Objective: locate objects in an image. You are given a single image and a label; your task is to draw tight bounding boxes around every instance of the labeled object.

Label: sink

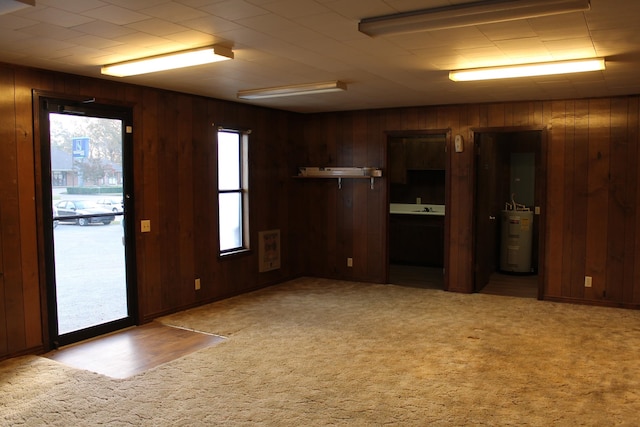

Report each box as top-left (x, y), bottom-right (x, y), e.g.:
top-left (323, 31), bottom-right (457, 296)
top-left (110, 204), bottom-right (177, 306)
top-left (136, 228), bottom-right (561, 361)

top-left (390, 203), bottom-right (445, 216)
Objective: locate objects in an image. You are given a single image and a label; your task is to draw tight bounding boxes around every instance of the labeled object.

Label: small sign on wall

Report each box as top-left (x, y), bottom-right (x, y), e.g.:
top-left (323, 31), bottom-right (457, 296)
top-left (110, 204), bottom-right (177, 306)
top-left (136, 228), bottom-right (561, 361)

top-left (259, 229), bottom-right (281, 272)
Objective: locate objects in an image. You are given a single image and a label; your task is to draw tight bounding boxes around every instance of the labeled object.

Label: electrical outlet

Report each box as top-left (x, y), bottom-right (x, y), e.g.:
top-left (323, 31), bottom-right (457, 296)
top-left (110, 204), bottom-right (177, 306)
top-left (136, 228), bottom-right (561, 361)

top-left (347, 257), bottom-right (353, 267)
top-left (584, 276), bottom-right (592, 288)
top-left (140, 219), bottom-right (151, 233)
top-left (195, 278), bottom-right (201, 290)
top-left (416, 197), bottom-right (421, 204)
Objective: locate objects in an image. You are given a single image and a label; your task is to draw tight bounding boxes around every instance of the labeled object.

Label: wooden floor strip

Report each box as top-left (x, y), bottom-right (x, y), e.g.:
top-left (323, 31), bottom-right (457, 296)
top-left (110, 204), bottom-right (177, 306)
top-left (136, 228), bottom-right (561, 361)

top-left (44, 322), bottom-right (225, 379)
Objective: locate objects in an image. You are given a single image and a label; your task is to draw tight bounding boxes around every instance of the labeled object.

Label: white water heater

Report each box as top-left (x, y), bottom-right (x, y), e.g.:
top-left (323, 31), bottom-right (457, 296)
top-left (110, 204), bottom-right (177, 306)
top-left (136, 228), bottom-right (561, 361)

top-left (500, 210), bottom-right (533, 273)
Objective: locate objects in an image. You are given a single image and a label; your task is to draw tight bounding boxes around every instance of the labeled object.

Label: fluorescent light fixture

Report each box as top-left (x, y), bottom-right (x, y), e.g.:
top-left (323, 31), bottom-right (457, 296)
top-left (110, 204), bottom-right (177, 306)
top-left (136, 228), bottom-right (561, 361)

top-left (101, 45), bottom-right (233, 77)
top-left (237, 81), bottom-right (347, 100)
top-left (0, 0), bottom-right (35, 15)
top-left (449, 58), bottom-right (605, 81)
top-left (359, 0), bottom-right (590, 36)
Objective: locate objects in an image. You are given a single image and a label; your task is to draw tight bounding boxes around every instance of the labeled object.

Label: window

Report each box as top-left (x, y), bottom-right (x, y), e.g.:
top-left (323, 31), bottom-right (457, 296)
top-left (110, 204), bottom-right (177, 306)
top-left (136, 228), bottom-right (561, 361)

top-left (217, 128), bottom-right (249, 254)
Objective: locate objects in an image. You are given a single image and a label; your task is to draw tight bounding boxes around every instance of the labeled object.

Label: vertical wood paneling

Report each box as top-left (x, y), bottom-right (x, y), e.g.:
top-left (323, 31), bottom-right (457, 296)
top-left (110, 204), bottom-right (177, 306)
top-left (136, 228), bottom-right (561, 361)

top-left (504, 102), bottom-right (514, 126)
top-left (405, 107), bottom-right (422, 129)
top-left (606, 97), bottom-right (630, 301)
top-left (459, 105), bottom-right (476, 293)
top-left (487, 103), bottom-right (505, 127)
top-left (176, 95), bottom-right (194, 306)
top-left (351, 113), bottom-right (367, 279)
top-left (139, 88), bottom-right (162, 317)
top-left (446, 105), bottom-right (473, 292)
top-left (546, 101), bottom-right (566, 297)
top-left (451, 104), bottom-right (477, 291)
top-left (158, 92), bottom-right (180, 309)
top-left (537, 101), bottom-right (552, 299)
top-left (0, 68), bottom-right (27, 353)
top-left (338, 113), bottom-right (354, 279)
top-left (585, 99), bottom-right (611, 299)
top-left (0, 69), bottom-right (26, 352)
top-left (631, 98), bottom-right (640, 303)
top-left (570, 100), bottom-right (590, 298)
top-left (0, 67), bottom-right (13, 355)
top-left (0, 212), bottom-right (4, 355)
top-left (534, 101), bottom-right (547, 127)
top-left (511, 102), bottom-right (528, 126)
top-left (368, 109), bottom-right (386, 282)
top-left (561, 101), bottom-right (576, 297)
top-left (326, 116), bottom-right (339, 277)
top-left (622, 97), bottom-right (640, 304)
top-left (193, 99), bottom-right (216, 299)
top-left (14, 71), bottom-right (41, 349)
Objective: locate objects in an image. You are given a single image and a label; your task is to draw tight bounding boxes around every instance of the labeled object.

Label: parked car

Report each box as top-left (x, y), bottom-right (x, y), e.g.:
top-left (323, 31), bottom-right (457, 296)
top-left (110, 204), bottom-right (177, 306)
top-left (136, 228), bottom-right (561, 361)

top-left (52, 204), bottom-right (59, 228)
top-left (54, 200), bottom-right (115, 226)
top-left (95, 197), bottom-right (123, 212)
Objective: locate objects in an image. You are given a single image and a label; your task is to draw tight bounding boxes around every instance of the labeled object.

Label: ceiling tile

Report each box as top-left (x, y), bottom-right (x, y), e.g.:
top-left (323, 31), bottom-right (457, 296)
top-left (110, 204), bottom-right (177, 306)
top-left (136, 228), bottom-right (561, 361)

top-left (0, 13), bottom-right (39, 30)
top-left (260, 0), bottom-right (329, 18)
top-left (81, 5), bottom-right (150, 25)
top-left (36, 0), bottom-right (110, 13)
top-left (18, 6), bottom-right (96, 27)
top-left (70, 20), bottom-right (138, 38)
top-left (139, 2), bottom-right (210, 21)
top-left (20, 23), bottom-right (84, 40)
top-left (126, 18), bottom-right (191, 36)
top-left (200, 0), bottom-right (269, 20)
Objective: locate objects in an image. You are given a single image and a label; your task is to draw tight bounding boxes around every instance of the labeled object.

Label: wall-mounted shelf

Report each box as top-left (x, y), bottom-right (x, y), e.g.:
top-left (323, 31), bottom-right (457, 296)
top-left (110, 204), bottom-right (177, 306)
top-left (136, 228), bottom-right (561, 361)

top-left (295, 167), bottom-right (383, 189)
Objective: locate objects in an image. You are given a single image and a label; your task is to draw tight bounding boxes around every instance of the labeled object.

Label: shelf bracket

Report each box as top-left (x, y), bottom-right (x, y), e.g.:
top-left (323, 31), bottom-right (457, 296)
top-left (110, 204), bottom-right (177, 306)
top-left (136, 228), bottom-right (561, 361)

top-left (336, 176), bottom-right (376, 190)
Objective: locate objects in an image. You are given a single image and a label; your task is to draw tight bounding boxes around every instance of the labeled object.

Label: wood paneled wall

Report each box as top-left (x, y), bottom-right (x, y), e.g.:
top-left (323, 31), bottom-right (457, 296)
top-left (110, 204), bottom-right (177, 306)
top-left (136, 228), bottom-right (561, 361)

top-left (0, 63), bottom-right (304, 359)
top-left (2, 60), bottom-right (640, 360)
top-left (299, 98), bottom-right (640, 307)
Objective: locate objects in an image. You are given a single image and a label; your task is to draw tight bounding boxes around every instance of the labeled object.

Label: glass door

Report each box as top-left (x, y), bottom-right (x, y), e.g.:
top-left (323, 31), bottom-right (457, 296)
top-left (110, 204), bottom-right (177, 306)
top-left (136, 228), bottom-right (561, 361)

top-left (39, 97), bottom-right (136, 348)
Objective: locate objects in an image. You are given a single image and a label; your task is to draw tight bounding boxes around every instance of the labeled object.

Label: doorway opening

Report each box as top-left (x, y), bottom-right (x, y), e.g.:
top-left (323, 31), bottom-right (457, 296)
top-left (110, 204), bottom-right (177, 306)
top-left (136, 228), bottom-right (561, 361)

top-left (473, 128), bottom-right (545, 298)
top-left (36, 94), bottom-right (136, 348)
top-left (386, 131), bottom-right (448, 290)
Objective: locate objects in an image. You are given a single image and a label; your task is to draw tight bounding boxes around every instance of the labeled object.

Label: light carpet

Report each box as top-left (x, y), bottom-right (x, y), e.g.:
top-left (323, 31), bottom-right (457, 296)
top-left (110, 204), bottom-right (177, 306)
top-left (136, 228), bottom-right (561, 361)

top-left (1, 277), bottom-right (640, 426)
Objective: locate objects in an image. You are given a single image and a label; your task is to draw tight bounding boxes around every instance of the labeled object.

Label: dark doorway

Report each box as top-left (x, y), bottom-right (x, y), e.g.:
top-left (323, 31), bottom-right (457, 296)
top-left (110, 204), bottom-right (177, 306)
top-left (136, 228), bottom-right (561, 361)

top-left (473, 129), bottom-right (544, 297)
top-left (386, 131), bottom-right (448, 289)
top-left (36, 94), bottom-right (137, 348)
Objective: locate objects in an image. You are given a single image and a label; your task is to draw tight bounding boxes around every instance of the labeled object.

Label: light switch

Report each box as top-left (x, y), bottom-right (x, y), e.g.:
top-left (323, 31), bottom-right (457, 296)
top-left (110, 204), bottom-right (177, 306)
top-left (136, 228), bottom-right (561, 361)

top-left (141, 220), bottom-right (151, 233)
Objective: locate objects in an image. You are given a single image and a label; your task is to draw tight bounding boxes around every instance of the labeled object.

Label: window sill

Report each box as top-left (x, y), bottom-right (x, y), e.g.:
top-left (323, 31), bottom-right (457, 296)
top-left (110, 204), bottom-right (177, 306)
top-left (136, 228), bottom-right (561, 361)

top-left (219, 248), bottom-right (251, 259)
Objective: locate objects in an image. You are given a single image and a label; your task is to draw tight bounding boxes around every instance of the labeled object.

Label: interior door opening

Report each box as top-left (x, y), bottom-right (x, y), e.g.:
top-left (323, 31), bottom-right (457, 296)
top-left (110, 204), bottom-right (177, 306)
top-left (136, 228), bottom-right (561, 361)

top-left (473, 129), bottom-right (543, 298)
top-left (38, 95), bottom-right (136, 348)
top-left (387, 132), bottom-right (447, 290)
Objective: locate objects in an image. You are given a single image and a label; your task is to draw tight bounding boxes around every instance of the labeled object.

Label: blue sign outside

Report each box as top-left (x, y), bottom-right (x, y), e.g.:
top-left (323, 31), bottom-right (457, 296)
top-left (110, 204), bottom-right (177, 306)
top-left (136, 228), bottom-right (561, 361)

top-left (72, 137), bottom-right (90, 158)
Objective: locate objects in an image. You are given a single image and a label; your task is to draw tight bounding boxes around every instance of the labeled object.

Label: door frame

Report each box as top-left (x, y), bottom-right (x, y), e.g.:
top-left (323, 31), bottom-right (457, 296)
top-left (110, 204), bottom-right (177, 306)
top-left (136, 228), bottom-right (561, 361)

top-left (32, 91), bottom-right (138, 350)
top-left (470, 125), bottom-right (548, 299)
top-left (384, 128), bottom-right (451, 290)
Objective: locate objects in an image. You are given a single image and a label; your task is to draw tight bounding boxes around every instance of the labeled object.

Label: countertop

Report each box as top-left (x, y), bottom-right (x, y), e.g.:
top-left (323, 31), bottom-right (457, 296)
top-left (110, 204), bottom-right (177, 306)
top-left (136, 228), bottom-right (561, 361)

top-left (390, 203), bottom-right (445, 216)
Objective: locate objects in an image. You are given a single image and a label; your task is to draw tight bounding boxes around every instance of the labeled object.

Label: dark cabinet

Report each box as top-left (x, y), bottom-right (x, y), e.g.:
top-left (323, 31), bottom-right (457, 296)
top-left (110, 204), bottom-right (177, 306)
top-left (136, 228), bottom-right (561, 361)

top-left (389, 215), bottom-right (444, 267)
top-left (388, 138), bottom-right (446, 185)
top-left (405, 139), bottom-right (446, 170)
top-left (388, 139), bottom-right (407, 184)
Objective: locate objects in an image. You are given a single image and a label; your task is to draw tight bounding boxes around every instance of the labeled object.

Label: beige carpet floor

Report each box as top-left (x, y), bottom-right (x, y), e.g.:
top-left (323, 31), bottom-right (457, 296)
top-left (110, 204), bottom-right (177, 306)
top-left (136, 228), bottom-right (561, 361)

top-left (2, 277), bottom-right (640, 426)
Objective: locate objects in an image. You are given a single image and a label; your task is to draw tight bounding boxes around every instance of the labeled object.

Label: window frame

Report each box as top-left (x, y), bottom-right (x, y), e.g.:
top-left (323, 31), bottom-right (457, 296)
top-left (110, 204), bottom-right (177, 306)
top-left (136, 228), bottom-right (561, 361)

top-left (216, 127), bottom-right (250, 256)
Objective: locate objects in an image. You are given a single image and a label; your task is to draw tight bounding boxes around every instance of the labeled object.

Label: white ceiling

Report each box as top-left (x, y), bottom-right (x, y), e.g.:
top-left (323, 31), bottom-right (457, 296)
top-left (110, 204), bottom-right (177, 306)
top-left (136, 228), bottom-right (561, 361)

top-left (0, 0), bottom-right (638, 113)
